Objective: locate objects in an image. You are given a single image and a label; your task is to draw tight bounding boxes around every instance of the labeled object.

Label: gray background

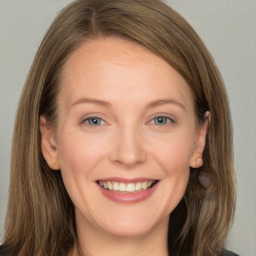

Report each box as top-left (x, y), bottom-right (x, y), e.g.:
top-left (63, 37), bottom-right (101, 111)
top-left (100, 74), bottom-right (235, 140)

top-left (0, 1), bottom-right (255, 255)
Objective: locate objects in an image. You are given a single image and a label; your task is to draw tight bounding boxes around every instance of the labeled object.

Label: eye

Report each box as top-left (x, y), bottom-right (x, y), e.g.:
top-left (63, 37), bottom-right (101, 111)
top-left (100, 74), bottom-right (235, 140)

top-left (84, 117), bottom-right (105, 126)
top-left (151, 116), bottom-right (174, 125)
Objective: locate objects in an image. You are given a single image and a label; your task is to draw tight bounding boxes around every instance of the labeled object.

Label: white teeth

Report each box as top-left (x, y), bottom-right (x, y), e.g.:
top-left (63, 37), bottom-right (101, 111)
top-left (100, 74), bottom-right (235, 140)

top-left (107, 181), bottom-right (112, 190)
top-left (141, 181), bottom-right (148, 190)
top-left (135, 182), bottom-right (141, 191)
top-left (113, 182), bottom-right (119, 191)
top-left (99, 180), bottom-right (156, 193)
top-left (127, 183), bottom-right (135, 192)
top-left (119, 183), bottom-right (126, 192)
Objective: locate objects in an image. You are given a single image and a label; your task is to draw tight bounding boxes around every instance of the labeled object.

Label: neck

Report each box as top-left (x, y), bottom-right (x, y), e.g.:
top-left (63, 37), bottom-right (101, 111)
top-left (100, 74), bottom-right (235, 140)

top-left (74, 217), bottom-right (169, 256)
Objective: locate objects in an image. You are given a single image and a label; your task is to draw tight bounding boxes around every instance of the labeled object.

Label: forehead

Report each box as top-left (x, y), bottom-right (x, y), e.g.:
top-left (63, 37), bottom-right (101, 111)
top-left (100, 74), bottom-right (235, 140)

top-left (59, 37), bottom-right (194, 111)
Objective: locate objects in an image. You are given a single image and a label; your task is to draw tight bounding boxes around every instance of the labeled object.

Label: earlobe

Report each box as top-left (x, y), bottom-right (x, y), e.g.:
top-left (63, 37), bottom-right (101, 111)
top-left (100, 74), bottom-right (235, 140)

top-left (190, 112), bottom-right (210, 168)
top-left (40, 115), bottom-right (60, 170)
top-left (190, 157), bottom-right (203, 168)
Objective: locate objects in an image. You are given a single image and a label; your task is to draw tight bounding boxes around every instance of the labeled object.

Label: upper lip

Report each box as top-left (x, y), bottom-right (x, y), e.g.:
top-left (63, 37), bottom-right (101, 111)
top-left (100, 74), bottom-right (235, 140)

top-left (97, 177), bottom-right (158, 183)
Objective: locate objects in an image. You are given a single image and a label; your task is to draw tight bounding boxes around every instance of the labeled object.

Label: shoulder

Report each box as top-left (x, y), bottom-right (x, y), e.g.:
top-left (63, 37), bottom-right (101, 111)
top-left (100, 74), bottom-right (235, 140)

top-left (222, 249), bottom-right (239, 256)
top-left (0, 246), bottom-right (11, 256)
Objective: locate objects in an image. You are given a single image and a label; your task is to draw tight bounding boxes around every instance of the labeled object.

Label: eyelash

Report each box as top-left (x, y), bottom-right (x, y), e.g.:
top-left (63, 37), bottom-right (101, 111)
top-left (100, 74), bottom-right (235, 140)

top-left (81, 116), bottom-right (106, 126)
top-left (150, 116), bottom-right (175, 125)
top-left (81, 115), bottom-right (175, 127)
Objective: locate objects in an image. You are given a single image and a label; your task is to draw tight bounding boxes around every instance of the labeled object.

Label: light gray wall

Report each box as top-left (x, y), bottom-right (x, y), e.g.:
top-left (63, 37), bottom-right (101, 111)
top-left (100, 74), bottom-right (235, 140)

top-left (1, 1), bottom-right (255, 255)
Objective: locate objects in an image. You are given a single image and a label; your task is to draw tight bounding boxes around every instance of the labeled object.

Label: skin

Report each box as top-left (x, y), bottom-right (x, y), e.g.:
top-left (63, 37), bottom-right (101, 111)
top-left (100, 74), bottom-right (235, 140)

top-left (40, 37), bottom-right (209, 256)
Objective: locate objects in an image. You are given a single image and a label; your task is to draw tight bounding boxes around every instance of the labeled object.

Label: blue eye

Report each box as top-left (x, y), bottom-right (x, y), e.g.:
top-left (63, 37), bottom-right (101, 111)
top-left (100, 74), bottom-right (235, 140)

top-left (85, 117), bottom-right (103, 126)
top-left (152, 116), bottom-right (172, 125)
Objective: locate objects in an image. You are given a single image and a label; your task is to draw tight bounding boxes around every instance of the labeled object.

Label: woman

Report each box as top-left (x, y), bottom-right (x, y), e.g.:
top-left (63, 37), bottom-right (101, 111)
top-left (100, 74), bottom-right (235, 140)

top-left (0, 0), bottom-right (237, 255)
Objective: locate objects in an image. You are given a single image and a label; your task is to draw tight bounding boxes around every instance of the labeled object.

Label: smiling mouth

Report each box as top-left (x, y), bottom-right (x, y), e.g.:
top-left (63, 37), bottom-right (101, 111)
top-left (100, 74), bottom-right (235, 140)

top-left (97, 180), bottom-right (159, 193)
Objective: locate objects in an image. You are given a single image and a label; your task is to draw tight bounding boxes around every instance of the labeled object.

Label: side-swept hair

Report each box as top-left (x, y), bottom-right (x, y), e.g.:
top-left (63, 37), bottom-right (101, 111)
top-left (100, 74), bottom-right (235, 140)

top-left (3, 1), bottom-right (235, 255)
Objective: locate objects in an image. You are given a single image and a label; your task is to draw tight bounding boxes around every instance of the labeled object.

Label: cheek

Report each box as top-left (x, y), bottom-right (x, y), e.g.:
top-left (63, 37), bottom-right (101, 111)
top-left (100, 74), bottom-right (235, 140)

top-left (150, 131), bottom-right (194, 175)
top-left (56, 131), bottom-right (111, 214)
top-left (148, 132), bottom-right (193, 211)
top-left (57, 131), bottom-right (109, 180)
top-left (159, 138), bottom-right (191, 190)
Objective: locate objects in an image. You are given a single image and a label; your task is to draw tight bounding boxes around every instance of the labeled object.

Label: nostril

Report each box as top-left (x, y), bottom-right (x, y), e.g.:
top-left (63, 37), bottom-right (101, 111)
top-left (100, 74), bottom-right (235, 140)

top-left (110, 149), bottom-right (147, 167)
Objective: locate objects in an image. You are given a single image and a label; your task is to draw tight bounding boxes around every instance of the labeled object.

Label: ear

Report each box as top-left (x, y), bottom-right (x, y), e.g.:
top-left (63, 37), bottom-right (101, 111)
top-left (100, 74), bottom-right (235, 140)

top-left (190, 112), bottom-right (210, 168)
top-left (40, 115), bottom-right (60, 170)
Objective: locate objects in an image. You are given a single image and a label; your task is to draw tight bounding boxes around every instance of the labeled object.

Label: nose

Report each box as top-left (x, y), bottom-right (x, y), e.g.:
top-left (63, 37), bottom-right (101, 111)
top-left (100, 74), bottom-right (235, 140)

top-left (109, 126), bottom-right (147, 168)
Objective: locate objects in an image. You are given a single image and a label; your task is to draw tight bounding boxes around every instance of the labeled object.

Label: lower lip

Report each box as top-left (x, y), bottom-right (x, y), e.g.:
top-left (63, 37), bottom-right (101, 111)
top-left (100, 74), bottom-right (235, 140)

top-left (97, 182), bottom-right (159, 203)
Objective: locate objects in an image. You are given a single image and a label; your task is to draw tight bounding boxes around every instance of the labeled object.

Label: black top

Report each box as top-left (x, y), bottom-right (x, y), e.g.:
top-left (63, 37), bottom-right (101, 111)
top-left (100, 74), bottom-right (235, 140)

top-left (223, 250), bottom-right (239, 256)
top-left (0, 245), bottom-right (238, 256)
top-left (0, 246), bottom-right (9, 256)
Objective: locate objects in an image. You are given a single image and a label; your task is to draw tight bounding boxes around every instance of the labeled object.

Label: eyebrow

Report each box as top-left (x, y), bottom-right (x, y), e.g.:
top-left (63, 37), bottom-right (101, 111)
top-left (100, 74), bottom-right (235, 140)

top-left (146, 99), bottom-right (186, 111)
top-left (69, 97), bottom-right (185, 111)
top-left (70, 97), bottom-right (112, 110)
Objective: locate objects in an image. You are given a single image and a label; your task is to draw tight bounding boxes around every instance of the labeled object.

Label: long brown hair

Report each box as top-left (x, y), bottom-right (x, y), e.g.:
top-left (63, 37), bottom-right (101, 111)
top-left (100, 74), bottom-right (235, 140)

top-left (3, 0), bottom-right (236, 255)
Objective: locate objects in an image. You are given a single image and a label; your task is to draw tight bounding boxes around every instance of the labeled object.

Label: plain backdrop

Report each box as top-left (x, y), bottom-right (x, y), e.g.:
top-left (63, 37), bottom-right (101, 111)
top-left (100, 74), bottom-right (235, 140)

top-left (0, 1), bottom-right (255, 255)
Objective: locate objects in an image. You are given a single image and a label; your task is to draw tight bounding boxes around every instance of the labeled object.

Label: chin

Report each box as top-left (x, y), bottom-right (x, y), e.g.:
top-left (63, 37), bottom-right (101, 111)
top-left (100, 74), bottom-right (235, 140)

top-left (98, 212), bottom-right (169, 239)
top-left (105, 223), bottom-right (155, 238)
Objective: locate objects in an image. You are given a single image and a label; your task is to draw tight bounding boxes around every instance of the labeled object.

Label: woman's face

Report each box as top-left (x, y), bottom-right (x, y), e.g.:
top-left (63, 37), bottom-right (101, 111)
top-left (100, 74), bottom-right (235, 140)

top-left (41, 37), bottom-right (208, 238)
